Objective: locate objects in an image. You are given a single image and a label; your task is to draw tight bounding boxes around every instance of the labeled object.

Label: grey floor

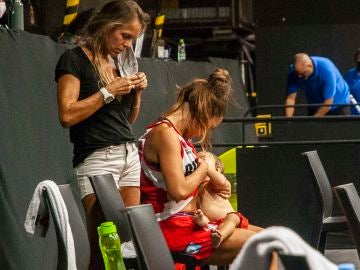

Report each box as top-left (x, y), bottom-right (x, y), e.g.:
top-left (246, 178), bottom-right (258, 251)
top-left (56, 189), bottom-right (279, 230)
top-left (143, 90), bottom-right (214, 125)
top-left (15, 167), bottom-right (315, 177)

top-left (325, 249), bottom-right (359, 269)
top-left (276, 249), bottom-right (360, 270)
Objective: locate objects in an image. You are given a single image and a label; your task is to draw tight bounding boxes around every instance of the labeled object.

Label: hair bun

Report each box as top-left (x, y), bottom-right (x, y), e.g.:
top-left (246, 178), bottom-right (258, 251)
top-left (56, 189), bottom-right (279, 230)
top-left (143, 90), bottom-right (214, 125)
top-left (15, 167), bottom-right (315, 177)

top-left (207, 68), bottom-right (232, 98)
top-left (208, 68), bottom-right (230, 84)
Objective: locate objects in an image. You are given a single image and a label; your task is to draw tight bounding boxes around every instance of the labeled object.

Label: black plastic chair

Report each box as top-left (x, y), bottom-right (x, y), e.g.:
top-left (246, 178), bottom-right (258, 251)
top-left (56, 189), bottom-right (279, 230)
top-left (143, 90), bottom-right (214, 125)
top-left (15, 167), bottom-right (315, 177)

top-left (302, 150), bottom-right (348, 253)
top-left (125, 204), bottom-right (175, 270)
top-left (43, 184), bottom-right (90, 270)
top-left (89, 174), bottom-right (212, 270)
top-left (88, 174), bottom-right (139, 269)
top-left (88, 174), bottom-right (132, 243)
top-left (333, 183), bottom-right (360, 259)
top-left (278, 253), bottom-right (311, 270)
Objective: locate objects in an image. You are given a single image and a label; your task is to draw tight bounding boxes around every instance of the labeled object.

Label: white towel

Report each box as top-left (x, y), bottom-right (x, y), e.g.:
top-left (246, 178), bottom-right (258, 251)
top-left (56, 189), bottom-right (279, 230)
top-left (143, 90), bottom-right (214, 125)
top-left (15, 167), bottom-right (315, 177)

top-left (229, 226), bottom-right (337, 270)
top-left (24, 180), bottom-right (77, 270)
top-left (122, 240), bottom-right (137, 258)
top-left (117, 46), bottom-right (138, 77)
top-left (349, 94), bottom-right (360, 113)
top-left (134, 32), bottom-right (145, 58)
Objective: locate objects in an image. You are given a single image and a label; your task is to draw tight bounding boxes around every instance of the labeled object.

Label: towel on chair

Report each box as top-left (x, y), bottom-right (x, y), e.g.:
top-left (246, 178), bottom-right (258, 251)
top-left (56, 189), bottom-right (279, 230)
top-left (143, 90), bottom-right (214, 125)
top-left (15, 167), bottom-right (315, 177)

top-left (229, 226), bottom-right (337, 270)
top-left (24, 180), bottom-right (77, 270)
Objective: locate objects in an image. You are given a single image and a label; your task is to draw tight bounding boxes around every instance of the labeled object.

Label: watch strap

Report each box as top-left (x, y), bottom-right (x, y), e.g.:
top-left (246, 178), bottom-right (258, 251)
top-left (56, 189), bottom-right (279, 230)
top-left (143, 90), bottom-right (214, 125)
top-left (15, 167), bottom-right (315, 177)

top-left (99, 87), bottom-right (115, 104)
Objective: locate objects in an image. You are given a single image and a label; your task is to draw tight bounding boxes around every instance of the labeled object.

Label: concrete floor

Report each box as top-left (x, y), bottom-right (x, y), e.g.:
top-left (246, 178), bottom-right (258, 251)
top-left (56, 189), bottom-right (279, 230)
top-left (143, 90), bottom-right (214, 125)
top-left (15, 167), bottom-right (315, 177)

top-left (325, 249), bottom-right (359, 269)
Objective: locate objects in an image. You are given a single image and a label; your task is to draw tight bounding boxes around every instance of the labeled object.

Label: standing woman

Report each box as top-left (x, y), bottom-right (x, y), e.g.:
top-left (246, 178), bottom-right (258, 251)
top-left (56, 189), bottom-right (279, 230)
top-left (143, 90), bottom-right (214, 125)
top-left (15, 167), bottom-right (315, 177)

top-left (55, 1), bottom-right (149, 268)
top-left (139, 68), bottom-right (277, 268)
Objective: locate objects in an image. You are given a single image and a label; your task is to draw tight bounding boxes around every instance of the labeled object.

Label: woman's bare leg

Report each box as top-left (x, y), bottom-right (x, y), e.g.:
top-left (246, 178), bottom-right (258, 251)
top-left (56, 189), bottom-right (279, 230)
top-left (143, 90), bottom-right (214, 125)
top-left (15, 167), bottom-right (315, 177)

top-left (119, 186), bottom-right (140, 207)
top-left (248, 224), bottom-right (263, 233)
top-left (82, 193), bottom-right (104, 270)
top-left (204, 228), bottom-right (278, 270)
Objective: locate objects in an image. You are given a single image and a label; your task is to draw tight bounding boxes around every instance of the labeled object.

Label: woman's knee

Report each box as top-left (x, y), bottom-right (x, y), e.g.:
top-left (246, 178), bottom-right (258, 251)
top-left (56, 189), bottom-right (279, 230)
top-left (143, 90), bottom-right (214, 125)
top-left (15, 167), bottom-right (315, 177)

top-left (248, 224), bottom-right (264, 233)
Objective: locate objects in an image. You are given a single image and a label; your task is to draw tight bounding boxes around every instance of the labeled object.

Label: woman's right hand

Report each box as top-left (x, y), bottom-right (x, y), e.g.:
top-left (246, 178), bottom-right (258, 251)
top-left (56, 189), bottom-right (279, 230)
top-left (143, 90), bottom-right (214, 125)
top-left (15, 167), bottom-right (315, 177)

top-left (197, 157), bottom-right (209, 184)
top-left (106, 76), bottom-right (135, 97)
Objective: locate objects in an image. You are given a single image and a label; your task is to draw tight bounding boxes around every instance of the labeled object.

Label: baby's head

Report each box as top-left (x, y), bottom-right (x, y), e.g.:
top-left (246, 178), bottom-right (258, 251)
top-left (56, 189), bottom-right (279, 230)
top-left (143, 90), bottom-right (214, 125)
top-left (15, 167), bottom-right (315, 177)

top-left (198, 151), bottom-right (224, 173)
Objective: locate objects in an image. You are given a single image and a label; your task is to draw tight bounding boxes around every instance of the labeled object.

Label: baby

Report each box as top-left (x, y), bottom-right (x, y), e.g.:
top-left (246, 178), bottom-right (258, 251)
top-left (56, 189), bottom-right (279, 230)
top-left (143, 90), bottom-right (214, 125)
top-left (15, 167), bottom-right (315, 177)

top-left (194, 151), bottom-right (255, 247)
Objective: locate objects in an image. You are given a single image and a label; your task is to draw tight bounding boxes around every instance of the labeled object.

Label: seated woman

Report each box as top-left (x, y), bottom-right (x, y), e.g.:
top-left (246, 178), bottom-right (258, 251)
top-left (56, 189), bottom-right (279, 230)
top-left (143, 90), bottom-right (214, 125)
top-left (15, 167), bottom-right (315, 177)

top-left (193, 151), bottom-right (262, 248)
top-left (139, 68), bottom-right (277, 268)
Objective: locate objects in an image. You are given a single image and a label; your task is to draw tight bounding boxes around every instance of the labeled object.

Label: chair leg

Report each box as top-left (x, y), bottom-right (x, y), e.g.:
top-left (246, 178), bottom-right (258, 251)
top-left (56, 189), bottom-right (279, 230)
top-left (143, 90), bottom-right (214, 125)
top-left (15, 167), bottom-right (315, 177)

top-left (318, 231), bottom-right (327, 254)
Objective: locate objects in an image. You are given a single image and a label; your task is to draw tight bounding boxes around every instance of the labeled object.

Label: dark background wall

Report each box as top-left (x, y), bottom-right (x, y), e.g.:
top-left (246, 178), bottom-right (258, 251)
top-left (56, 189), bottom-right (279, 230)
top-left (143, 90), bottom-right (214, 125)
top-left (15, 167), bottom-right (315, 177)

top-left (236, 144), bottom-right (360, 248)
top-left (254, 0), bottom-right (360, 111)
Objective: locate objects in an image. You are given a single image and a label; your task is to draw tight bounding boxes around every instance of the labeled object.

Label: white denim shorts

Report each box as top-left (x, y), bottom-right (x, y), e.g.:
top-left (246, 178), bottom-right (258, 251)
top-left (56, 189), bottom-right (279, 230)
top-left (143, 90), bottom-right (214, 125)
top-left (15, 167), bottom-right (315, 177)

top-left (74, 143), bottom-right (140, 199)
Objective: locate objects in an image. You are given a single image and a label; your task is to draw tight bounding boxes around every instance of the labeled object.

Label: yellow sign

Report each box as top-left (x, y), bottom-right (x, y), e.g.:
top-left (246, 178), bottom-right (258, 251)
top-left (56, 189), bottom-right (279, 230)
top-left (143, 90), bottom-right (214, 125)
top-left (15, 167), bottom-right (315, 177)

top-left (254, 114), bottom-right (272, 137)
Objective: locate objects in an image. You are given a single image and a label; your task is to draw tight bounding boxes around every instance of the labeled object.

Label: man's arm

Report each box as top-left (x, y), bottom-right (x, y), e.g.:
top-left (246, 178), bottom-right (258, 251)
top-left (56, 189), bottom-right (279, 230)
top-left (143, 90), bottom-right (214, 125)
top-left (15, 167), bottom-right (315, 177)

top-left (285, 92), bottom-right (297, 117)
top-left (313, 97), bottom-right (333, 116)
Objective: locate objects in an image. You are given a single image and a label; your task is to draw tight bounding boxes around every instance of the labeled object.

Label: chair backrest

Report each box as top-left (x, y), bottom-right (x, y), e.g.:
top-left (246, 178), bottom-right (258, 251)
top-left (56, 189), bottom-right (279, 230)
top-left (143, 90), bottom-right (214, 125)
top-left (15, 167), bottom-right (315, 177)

top-left (43, 184), bottom-right (90, 270)
top-left (278, 253), bottom-right (311, 270)
top-left (302, 150), bottom-right (333, 219)
top-left (125, 204), bottom-right (175, 270)
top-left (333, 183), bottom-right (360, 258)
top-left (88, 174), bottom-right (132, 243)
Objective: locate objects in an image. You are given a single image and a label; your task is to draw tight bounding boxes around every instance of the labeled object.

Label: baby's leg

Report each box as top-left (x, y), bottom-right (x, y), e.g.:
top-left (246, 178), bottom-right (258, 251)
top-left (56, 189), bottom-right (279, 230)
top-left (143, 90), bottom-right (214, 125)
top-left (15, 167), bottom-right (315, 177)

top-left (193, 209), bottom-right (210, 227)
top-left (212, 213), bottom-right (241, 248)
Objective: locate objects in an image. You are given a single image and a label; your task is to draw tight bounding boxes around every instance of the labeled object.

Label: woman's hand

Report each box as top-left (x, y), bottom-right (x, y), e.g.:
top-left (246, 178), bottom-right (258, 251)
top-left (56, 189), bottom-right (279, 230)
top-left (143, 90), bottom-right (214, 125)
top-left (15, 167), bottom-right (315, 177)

top-left (131, 72), bottom-right (147, 91)
top-left (197, 157), bottom-right (209, 184)
top-left (106, 76), bottom-right (134, 97)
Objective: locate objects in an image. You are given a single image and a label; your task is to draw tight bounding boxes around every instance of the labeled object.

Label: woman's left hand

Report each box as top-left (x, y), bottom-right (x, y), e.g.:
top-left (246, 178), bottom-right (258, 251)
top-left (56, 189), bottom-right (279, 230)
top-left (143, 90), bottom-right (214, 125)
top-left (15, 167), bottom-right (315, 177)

top-left (131, 72), bottom-right (147, 91)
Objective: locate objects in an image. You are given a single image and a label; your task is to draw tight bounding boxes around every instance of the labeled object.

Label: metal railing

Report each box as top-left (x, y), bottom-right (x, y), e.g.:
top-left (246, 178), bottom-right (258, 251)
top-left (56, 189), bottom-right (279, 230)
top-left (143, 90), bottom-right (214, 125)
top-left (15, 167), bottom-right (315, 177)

top-left (213, 103), bottom-right (360, 147)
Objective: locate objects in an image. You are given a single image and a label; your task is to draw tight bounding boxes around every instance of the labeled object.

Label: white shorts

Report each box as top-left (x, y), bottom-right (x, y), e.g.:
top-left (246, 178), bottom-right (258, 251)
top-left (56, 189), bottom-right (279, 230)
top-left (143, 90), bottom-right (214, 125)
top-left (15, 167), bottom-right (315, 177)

top-left (74, 143), bottom-right (140, 199)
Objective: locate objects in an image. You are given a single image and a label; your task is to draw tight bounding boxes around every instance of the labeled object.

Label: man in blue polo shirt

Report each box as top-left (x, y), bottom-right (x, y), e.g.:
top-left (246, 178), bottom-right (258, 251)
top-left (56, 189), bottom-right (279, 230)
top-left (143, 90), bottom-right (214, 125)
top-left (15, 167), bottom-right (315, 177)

top-left (285, 53), bottom-right (350, 116)
top-left (344, 48), bottom-right (360, 115)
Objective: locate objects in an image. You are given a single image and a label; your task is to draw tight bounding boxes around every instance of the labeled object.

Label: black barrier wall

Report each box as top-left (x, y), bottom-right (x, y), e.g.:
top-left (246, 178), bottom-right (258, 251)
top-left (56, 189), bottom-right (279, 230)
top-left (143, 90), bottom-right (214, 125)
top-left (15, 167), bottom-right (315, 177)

top-left (0, 28), bottom-right (250, 269)
top-left (236, 144), bottom-right (360, 248)
top-left (0, 28), bottom-right (75, 270)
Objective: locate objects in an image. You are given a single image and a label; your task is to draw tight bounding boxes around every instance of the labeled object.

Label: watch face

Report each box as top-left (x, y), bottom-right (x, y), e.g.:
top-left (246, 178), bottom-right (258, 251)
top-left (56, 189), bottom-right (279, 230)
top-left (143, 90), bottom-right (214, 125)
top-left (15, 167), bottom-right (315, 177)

top-left (105, 95), bottom-right (115, 103)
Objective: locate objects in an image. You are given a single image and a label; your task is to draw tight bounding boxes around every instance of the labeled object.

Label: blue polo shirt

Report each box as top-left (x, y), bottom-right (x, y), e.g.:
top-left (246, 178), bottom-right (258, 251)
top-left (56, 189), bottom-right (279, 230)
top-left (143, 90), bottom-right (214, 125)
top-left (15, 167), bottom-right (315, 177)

top-left (344, 67), bottom-right (360, 115)
top-left (287, 56), bottom-right (350, 110)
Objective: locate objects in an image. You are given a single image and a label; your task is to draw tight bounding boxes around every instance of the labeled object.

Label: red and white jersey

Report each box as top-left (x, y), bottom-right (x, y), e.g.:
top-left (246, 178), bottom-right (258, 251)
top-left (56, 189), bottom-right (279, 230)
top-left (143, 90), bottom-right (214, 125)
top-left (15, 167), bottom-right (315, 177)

top-left (138, 118), bottom-right (198, 221)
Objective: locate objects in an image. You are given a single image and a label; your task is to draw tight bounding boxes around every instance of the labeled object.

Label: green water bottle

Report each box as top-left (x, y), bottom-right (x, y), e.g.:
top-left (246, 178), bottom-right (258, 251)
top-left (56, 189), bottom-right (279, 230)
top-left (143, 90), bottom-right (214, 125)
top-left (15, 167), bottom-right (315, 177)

top-left (8, 0), bottom-right (24, 30)
top-left (98, 221), bottom-right (126, 270)
top-left (177, 38), bottom-right (186, 62)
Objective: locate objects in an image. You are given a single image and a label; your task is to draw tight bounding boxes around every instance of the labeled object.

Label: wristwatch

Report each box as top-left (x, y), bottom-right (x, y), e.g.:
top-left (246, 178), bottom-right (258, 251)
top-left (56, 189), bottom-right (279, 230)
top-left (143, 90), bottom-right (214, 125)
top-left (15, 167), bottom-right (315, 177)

top-left (99, 87), bottom-right (115, 104)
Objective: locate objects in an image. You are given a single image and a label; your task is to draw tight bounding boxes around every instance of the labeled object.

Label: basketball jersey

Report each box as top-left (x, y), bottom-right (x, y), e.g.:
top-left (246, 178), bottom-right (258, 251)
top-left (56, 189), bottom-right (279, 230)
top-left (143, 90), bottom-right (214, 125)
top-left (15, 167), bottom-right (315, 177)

top-left (139, 118), bottom-right (198, 221)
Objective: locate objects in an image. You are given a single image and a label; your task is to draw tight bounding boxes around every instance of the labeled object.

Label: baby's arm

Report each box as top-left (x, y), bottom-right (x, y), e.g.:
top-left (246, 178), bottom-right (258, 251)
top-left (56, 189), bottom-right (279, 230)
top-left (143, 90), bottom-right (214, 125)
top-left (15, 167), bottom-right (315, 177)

top-left (206, 166), bottom-right (231, 198)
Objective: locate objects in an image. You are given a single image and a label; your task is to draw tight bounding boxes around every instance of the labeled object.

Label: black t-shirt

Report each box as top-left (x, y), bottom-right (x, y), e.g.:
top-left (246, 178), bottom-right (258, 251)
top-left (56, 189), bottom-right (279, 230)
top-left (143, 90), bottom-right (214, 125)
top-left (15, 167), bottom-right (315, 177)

top-left (55, 47), bottom-right (135, 167)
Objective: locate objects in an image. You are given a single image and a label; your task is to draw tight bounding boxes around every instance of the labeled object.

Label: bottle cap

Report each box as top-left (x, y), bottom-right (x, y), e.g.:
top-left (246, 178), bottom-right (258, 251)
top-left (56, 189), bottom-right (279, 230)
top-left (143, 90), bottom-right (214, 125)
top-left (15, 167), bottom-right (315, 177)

top-left (97, 221), bottom-right (117, 236)
top-left (338, 263), bottom-right (356, 270)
